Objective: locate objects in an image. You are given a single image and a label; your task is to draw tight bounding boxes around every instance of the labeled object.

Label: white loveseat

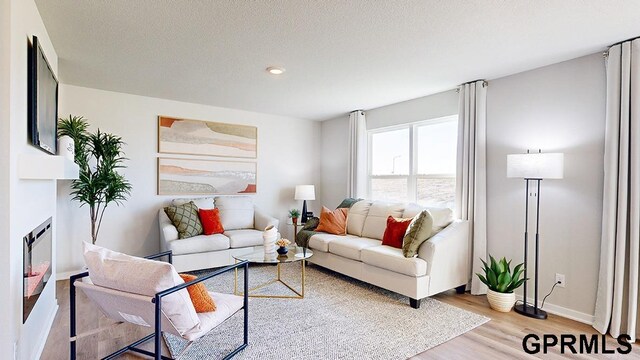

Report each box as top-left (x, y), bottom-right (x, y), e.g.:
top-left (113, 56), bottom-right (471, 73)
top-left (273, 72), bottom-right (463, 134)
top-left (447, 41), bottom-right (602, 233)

top-left (307, 200), bottom-right (470, 308)
top-left (159, 196), bottom-right (279, 272)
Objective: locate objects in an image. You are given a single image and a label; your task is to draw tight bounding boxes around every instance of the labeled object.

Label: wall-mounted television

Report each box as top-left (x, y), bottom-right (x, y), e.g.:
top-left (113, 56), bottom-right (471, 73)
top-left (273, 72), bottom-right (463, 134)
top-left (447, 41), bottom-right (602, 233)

top-left (28, 35), bottom-right (58, 155)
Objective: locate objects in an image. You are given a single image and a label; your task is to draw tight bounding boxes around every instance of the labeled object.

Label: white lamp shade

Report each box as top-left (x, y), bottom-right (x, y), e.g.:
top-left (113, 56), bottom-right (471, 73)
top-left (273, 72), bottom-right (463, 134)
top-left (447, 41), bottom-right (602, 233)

top-left (507, 153), bottom-right (564, 179)
top-left (294, 185), bottom-right (316, 200)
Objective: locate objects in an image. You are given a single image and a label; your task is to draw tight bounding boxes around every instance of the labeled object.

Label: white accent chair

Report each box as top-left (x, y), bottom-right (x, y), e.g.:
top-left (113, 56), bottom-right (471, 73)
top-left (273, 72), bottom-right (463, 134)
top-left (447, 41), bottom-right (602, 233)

top-left (71, 243), bottom-right (249, 360)
top-left (159, 196), bottom-right (279, 272)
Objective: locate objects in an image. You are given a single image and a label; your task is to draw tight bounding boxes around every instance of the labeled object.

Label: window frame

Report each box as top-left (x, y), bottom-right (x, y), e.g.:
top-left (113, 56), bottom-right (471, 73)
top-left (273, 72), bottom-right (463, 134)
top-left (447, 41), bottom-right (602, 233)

top-left (367, 115), bottom-right (458, 206)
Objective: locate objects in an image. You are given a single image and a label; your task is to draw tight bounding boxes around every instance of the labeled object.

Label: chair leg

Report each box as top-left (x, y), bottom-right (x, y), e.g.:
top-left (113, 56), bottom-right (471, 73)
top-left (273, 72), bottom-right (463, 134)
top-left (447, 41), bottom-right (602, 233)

top-left (70, 279), bottom-right (77, 360)
top-left (410, 298), bottom-right (421, 309)
top-left (456, 285), bottom-right (466, 294)
top-left (155, 295), bottom-right (162, 360)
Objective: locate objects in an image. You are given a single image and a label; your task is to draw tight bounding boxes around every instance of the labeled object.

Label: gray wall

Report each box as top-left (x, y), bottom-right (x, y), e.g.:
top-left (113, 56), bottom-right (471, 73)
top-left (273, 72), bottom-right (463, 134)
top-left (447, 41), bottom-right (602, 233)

top-left (486, 52), bottom-right (605, 319)
top-left (320, 89), bottom-right (459, 208)
top-left (319, 52), bottom-right (606, 321)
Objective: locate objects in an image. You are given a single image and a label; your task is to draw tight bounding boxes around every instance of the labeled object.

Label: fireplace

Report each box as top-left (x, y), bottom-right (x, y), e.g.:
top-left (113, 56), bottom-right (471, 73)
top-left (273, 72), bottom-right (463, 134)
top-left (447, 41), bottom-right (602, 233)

top-left (23, 217), bottom-right (52, 323)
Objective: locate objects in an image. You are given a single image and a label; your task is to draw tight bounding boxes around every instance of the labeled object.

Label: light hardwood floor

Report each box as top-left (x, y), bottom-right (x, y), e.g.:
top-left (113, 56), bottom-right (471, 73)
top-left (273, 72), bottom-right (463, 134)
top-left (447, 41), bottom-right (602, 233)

top-left (41, 277), bottom-right (639, 359)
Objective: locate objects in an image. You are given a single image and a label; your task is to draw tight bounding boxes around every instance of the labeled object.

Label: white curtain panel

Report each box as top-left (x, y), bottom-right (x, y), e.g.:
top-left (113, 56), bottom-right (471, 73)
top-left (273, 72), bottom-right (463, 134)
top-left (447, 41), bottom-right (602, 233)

top-left (347, 110), bottom-right (367, 199)
top-left (593, 39), bottom-right (640, 341)
top-left (456, 80), bottom-right (488, 295)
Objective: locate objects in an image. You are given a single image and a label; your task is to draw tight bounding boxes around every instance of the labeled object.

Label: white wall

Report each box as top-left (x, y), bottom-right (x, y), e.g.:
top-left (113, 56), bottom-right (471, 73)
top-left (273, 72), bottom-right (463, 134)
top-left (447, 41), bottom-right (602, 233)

top-left (4, 0), bottom-right (60, 359)
top-left (486, 53), bottom-right (605, 321)
top-left (319, 90), bottom-right (458, 207)
top-left (57, 85), bottom-right (322, 274)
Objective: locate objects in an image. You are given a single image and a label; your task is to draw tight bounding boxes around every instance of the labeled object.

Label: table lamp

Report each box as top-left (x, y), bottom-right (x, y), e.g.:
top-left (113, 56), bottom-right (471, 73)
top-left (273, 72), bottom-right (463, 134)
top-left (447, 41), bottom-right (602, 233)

top-left (294, 185), bottom-right (315, 223)
top-left (507, 150), bottom-right (563, 320)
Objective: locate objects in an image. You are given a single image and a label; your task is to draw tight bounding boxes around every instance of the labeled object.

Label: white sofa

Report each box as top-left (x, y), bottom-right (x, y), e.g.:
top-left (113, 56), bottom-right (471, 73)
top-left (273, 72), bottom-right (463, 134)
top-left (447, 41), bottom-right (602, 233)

top-left (307, 200), bottom-right (470, 308)
top-left (159, 196), bottom-right (279, 272)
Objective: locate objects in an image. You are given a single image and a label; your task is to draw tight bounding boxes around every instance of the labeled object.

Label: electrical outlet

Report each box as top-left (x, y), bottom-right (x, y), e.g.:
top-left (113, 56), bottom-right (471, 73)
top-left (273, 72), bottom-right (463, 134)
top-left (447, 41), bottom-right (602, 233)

top-left (555, 273), bottom-right (566, 288)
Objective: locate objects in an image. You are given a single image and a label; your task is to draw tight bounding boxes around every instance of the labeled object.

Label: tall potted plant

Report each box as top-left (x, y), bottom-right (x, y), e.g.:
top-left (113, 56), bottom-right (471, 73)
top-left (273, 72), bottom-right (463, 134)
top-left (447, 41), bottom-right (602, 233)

top-left (58, 115), bottom-right (132, 244)
top-left (476, 256), bottom-right (527, 312)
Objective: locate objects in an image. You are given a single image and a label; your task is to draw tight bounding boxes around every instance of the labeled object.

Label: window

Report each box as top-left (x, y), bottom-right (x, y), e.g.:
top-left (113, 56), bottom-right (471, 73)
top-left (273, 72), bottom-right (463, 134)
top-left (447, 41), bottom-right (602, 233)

top-left (368, 115), bottom-right (458, 208)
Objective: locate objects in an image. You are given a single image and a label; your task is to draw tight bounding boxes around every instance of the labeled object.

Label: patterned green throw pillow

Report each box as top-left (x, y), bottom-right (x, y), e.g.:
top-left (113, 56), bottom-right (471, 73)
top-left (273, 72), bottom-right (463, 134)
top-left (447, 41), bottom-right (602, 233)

top-left (402, 210), bottom-right (434, 258)
top-left (164, 201), bottom-right (203, 239)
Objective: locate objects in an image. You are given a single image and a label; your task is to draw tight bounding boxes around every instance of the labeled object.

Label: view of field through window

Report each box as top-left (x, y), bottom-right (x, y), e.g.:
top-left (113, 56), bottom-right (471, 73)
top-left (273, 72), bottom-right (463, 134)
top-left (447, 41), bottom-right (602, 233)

top-left (369, 116), bottom-right (458, 208)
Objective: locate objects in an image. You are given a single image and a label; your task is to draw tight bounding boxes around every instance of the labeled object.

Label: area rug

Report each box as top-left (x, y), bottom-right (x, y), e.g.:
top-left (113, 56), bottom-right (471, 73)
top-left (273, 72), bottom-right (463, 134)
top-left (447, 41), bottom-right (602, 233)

top-left (164, 262), bottom-right (489, 359)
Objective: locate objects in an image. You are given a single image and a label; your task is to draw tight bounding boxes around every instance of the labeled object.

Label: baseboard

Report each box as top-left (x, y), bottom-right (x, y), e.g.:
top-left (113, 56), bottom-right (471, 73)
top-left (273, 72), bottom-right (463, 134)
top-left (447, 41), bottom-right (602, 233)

top-left (57, 269), bottom-right (85, 280)
top-left (33, 302), bottom-right (58, 360)
top-left (515, 295), bottom-right (595, 325)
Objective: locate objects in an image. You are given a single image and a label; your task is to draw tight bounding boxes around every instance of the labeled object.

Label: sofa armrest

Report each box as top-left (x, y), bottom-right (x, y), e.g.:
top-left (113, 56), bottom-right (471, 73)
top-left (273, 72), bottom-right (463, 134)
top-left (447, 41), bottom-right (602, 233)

top-left (254, 207), bottom-right (279, 231)
top-left (158, 209), bottom-right (179, 251)
top-left (417, 220), bottom-right (470, 296)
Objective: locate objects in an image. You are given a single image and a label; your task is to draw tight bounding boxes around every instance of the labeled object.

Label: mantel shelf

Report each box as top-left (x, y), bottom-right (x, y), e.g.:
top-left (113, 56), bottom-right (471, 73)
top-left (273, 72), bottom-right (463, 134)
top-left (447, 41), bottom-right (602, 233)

top-left (18, 154), bottom-right (79, 180)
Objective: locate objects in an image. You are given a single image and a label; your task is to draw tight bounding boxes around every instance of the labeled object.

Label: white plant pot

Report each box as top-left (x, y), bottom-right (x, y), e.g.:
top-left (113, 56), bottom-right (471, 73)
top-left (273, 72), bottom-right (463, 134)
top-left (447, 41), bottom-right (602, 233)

top-left (486, 289), bottom-right (516, 312)
top-left (262, 225), bottom-right (278, 256)
top-left (58, 135), bottom-right (75, 161)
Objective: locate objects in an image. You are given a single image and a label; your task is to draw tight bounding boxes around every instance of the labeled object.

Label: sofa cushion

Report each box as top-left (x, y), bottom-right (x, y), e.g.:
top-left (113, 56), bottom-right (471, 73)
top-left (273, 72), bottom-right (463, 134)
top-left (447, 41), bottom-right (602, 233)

top-left (172, 197), bottom-right (215, 210)
top-left (361, 245), bottom-right (428, 277)
top-left (403, 203), bottom-right (453, 233)
top-left (361, 202), bottom-right (405, 240)
top-left (167, 234), bottom-right (230, 255)
top-left (328, 237), bottom-right (382, 261)
top-left (215, 196), bottom-right (255, 230)
top-left (346, 200), bottom-right (372, 236)
top-left (308, 233), bottom-right (356, 253)
top-left (83, 242), bottom-right (200, 336)
top-left (224, 229), bottom-right (263, 248)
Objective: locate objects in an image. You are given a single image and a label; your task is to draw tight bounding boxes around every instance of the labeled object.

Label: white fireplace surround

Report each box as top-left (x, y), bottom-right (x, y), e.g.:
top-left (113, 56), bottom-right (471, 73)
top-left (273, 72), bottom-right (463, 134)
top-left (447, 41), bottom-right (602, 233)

top-left (18, 154), bottom-right (78, 180)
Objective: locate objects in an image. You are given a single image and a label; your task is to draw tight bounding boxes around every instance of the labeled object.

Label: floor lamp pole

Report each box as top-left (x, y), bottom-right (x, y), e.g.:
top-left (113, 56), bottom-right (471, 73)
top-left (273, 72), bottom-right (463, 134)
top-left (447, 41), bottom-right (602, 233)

top-left (514, 178), bottom-right (548, 319)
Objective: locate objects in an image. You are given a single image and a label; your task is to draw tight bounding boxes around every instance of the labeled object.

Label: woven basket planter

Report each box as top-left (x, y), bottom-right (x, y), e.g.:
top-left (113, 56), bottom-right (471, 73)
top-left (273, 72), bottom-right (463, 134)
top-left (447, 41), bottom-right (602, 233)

top-left (486, 289), bottom-right (515, 312)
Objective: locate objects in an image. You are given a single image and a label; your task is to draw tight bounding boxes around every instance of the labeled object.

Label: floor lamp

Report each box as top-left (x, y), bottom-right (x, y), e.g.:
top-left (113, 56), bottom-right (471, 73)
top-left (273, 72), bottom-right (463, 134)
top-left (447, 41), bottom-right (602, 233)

top-left (507, 151), bottom-right (564, 320)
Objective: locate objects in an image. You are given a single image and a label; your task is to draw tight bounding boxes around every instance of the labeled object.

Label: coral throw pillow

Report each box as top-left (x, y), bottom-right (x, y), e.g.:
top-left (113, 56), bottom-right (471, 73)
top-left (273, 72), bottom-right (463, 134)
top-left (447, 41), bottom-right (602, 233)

top-left (381, 216), bottom-right (413, 249)
top-left (316, 206), bottom-right (348, 235)
top-left (179, 273), bottom-right (216, 313)
top-left (198, 208), bottom-right (224, 235)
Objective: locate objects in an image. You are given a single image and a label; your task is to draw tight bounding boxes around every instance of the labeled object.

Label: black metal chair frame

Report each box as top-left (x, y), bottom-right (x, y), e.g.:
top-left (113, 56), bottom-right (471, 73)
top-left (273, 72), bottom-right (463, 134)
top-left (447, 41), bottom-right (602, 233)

top-left (70, 250), bottom-right (249, 360)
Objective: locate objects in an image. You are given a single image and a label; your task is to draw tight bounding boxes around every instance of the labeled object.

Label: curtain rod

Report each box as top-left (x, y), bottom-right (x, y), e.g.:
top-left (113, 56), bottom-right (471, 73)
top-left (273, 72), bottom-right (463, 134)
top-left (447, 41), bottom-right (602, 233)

top-left (456, 80), bottom-right (488, 92)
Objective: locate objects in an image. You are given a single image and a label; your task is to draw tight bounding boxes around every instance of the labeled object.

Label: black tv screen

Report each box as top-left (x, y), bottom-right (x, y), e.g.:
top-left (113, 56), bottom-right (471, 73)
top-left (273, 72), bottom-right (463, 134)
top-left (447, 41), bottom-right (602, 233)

top-left (28, 35), bottom-right (58, 155)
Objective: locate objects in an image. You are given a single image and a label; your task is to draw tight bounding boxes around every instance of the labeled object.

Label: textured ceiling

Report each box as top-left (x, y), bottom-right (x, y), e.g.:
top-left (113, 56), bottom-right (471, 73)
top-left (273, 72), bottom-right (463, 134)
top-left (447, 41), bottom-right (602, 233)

top-left (36, 0), bottom-right (640, 121)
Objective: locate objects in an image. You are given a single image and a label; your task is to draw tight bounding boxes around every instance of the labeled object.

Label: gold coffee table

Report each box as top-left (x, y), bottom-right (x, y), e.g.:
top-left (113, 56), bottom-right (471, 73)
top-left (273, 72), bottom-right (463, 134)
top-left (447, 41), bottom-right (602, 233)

top-left (233, 247), bottom-right (313, 299)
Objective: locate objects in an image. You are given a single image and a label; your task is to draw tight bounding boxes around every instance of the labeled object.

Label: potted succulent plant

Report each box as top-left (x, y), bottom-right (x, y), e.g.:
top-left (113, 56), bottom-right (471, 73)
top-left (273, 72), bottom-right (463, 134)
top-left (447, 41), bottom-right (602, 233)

top-left (476, 256), bottom-right (527, 312)
top-left (288, 208), bottom-right (301, 225)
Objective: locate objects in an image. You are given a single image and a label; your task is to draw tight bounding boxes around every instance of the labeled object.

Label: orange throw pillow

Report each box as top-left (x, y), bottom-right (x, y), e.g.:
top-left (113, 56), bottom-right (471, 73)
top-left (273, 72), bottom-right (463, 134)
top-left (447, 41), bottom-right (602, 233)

top-left (179, 273), bottom-right (216, 313)
top-left (198, 208), bottom-right (224, 235)
top-left (382, 216), bottom-right (413, 249)
top-left (316, 206), bottom-right (348, 235)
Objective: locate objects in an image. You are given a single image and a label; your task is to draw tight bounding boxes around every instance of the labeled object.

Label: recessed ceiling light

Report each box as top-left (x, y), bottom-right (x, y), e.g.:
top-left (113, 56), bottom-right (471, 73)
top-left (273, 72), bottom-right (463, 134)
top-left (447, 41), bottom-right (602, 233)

top-left (266, 66), bottom-right (285, 75)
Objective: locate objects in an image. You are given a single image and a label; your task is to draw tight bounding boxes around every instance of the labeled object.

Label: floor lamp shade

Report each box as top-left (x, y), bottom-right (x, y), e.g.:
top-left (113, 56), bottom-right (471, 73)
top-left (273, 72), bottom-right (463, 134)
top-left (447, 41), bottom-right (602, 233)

top-left (295, 185), bottom-right (315, 223)
top-left (507, 153), bottom-right (564, 179)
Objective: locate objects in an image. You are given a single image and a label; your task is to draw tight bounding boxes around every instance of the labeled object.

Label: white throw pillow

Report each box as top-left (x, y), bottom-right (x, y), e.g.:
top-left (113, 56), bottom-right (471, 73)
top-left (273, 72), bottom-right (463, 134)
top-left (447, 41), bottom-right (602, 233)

top-left (171, 197), bottom-right (215, 210)
top-left (403, 203), bottom-right (453, 233)
top-left (83, 242), bottom-right (200, 336)
top-left (214, 196), bottom-right (255, 230)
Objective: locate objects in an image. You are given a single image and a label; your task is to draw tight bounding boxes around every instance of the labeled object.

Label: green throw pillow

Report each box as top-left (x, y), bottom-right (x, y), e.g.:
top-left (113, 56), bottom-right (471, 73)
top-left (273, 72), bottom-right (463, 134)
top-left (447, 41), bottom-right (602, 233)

top-left (164, 201), bottom-right (203, 239)
top-left (336, 198), bottom-right (362, 209)
top-left (402, 210), bottom-right (434, 258)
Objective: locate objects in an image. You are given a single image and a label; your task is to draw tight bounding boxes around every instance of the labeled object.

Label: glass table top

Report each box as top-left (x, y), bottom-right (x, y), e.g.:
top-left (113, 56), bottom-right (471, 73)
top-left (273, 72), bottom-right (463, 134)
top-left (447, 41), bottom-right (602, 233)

top-left (233, 247), bottom-right (313, 264)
